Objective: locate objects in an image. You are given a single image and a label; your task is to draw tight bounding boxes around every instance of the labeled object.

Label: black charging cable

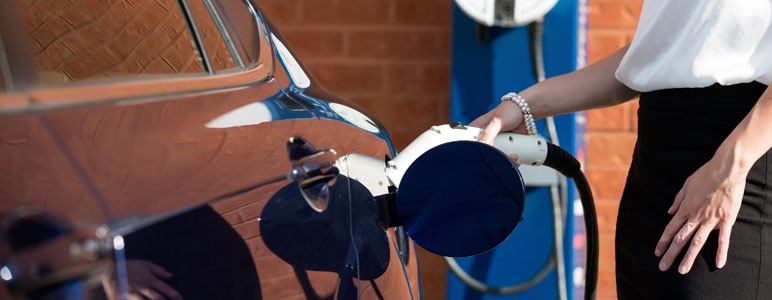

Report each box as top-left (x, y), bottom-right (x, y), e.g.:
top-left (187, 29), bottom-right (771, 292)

top-left (442, 139), bottom-right (599, 300)
top-left (543, 142), bottom-right (598, 300)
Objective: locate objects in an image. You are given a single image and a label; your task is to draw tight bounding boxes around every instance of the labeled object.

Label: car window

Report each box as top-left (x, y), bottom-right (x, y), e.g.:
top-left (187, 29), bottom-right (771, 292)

top-left (18, 0), bottom-right (205, 84)
top-left (209, 0), bottom-right (260, 67)
top-left (186, 0), bottom-right (238, 72)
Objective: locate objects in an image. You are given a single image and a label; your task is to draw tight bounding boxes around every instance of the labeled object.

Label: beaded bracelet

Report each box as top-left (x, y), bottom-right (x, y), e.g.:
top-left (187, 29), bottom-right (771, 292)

top-left (501, 92), bottom-right (537, 136)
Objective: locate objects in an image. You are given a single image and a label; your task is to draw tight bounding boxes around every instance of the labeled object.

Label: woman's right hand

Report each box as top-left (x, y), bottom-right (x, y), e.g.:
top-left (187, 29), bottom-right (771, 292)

top-left (469, 100), bottom-right (527, 145)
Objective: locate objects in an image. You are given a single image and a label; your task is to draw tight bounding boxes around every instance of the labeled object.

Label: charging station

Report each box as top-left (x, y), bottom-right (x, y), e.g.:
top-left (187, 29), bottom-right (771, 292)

top-left (448, 0), bottom-right (588, 299)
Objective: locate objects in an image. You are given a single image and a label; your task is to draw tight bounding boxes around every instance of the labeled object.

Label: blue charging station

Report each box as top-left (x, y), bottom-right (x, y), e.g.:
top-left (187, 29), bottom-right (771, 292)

top-left (448, 0), bottom-right (587, 299)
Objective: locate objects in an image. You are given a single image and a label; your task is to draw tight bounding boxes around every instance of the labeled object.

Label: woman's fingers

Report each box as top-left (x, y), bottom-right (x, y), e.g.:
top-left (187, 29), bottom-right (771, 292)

top-left (659, 219), bottom-right (730, 273)
top-left (658, 218), bottom-right (698, 271)
top-left (473, 101), bottom-right (526, 144)
top-left (469, 110), bottom-right (493, 128)
top-left (677, 223), bottom-right (715, 274)
top-left (138, 287), bottom-right (165, 300)
top-left (655, 213), bottom-right (686, 257)
top-left (653, 157), bottom-right (745, 274)
top-left (147, 262), bottom-right (172, 278)
top-left (716, 222), bottom-right (732, 268)
top-left (151, 279), bottom-right (182, 300)
top-left (469, 108), bottom-right (499, 144)
top-left (478, 116), bottom-right (502, 145)
top-left (668, 187), bottom-right (686, 215)
top-left (507, 153), bottom-right (521, 166)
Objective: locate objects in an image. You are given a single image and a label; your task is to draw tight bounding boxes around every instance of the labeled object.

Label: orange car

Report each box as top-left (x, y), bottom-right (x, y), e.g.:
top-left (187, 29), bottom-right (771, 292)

top-left (0, 0), bottom-right (419, 299)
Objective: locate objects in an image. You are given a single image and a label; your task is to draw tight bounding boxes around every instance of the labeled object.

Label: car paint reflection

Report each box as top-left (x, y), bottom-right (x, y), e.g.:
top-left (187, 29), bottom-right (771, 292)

top-left (267, 24), bottom-right (415, 299)
top-left (120, 205), bottom-right (261, 300)
top-left (205, 92), bottom-right (316, 129)
top-left (0, 1), bottom-right (418, 298)
top-left (260, 176), bottom-right (389, 281)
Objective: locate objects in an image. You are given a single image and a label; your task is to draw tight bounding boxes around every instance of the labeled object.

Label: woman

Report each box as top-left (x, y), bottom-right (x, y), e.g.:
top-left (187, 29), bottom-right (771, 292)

top-left (470, 1), bottom-right (772, 298)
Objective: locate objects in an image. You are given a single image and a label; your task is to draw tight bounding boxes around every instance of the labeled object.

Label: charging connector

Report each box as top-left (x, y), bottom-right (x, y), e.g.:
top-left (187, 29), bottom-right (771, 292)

top-left (390, 124), bottom-right (597, 300)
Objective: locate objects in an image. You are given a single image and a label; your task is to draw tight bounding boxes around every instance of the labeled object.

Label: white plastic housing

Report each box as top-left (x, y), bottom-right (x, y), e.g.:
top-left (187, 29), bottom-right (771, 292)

top-left (455, 0), bottom-right (558, 27)
top-left (385, 124), bottom-right (549, 187)
top-left (336, 153), bottom-right (390, 196)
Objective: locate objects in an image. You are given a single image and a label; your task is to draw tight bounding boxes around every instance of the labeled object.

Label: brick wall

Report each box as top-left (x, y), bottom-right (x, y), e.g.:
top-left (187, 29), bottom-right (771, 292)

top-left (258, 0), bottom-right (642, 299)
top-left (256, 0), bottom-right (451, 151)
top-left (586, 0), bottom-right (641, 299)
top-left (19, 0), bottom-right (205, 83)
top-left (254, 1), bottom-right (451, 298)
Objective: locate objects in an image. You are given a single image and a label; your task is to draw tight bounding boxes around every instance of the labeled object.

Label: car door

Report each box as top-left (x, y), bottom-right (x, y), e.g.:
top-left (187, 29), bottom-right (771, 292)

top-left (0, 0), bottom-right (418, 299)
top-left (265, 18), bottom-right (421, 299)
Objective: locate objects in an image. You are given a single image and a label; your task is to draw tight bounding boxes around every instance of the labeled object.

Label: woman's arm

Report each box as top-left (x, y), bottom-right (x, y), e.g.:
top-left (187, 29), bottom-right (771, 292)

top-left (472, 45), bottom-right (639, 143)
top-left (656, 83), bottom-right (772, 274)
top-left (524, 44), bottom-right (640, 119)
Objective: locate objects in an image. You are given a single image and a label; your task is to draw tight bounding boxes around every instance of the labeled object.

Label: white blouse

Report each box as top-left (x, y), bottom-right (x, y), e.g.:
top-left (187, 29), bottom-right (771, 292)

top-left (615, 0), bottom-right (772, 92)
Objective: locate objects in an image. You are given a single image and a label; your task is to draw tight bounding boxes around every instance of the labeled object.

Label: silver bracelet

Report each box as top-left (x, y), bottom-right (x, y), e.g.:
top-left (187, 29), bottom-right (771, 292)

top-left (501, 92), bottom-right (537, 136)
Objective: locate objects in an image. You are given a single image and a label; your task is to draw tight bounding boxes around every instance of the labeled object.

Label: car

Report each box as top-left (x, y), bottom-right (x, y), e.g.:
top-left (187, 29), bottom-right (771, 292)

top-left (0, 0), bottom-right (421, 299)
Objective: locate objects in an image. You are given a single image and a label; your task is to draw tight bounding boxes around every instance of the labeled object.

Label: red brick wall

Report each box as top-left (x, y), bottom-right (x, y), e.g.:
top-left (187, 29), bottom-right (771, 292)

top-left (259, 1), bottom-right (642, 299)
top-left (586, 0), bottom-right (642, 299)
top-left (256, 1), bottom-right (452, 298)
top-left (256, 0), bottom-right (451, 151)
top-left (254, 1), bottom-right (452, 298)
top-left (19, 0), bottom-right (205, 83)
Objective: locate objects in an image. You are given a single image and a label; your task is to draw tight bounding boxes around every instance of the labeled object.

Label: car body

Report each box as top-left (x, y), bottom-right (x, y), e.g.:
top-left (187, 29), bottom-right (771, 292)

top-left (0, 0), bottom-right (420, 299)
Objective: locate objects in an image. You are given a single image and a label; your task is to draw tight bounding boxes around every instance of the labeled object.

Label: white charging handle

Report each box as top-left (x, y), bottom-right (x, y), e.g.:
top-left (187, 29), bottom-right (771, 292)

top-left (385, 124), bottom-right (548, 187)
top-left (336, 153), bottom-right (390, 196)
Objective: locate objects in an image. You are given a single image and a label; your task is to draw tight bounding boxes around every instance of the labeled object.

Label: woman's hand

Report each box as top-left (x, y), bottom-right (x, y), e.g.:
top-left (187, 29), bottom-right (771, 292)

top-left (469, 101), bottom-right (526, 162)
top-left (655, 82), bottom-right (772, 275)
top-left (654, 155), bottom-right (748, 274)
top-left (102, 259), bottom-right (182, 300)
top-left (469, 101), bottom-right (527, 144)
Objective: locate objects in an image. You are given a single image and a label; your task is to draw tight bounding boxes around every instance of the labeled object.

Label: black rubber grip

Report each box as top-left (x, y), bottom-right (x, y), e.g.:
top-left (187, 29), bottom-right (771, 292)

top-left (543, 143), bottom-right (582, 178)
top-left (543, 142), bottom-right (598, 300)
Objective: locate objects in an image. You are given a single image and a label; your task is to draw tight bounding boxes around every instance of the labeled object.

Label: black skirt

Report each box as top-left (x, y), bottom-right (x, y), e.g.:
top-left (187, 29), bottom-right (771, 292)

top-left (615, 82), bottom-right (772, 299)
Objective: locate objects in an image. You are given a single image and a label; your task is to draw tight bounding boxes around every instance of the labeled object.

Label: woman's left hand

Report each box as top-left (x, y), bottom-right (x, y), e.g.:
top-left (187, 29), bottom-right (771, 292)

top-left (654, 156), bottom-right (748, 274)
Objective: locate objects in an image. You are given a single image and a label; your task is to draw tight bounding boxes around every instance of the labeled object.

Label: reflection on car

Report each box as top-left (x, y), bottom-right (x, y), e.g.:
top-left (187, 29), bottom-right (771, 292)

top-left (0, 0), bottom-right (418, 299)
